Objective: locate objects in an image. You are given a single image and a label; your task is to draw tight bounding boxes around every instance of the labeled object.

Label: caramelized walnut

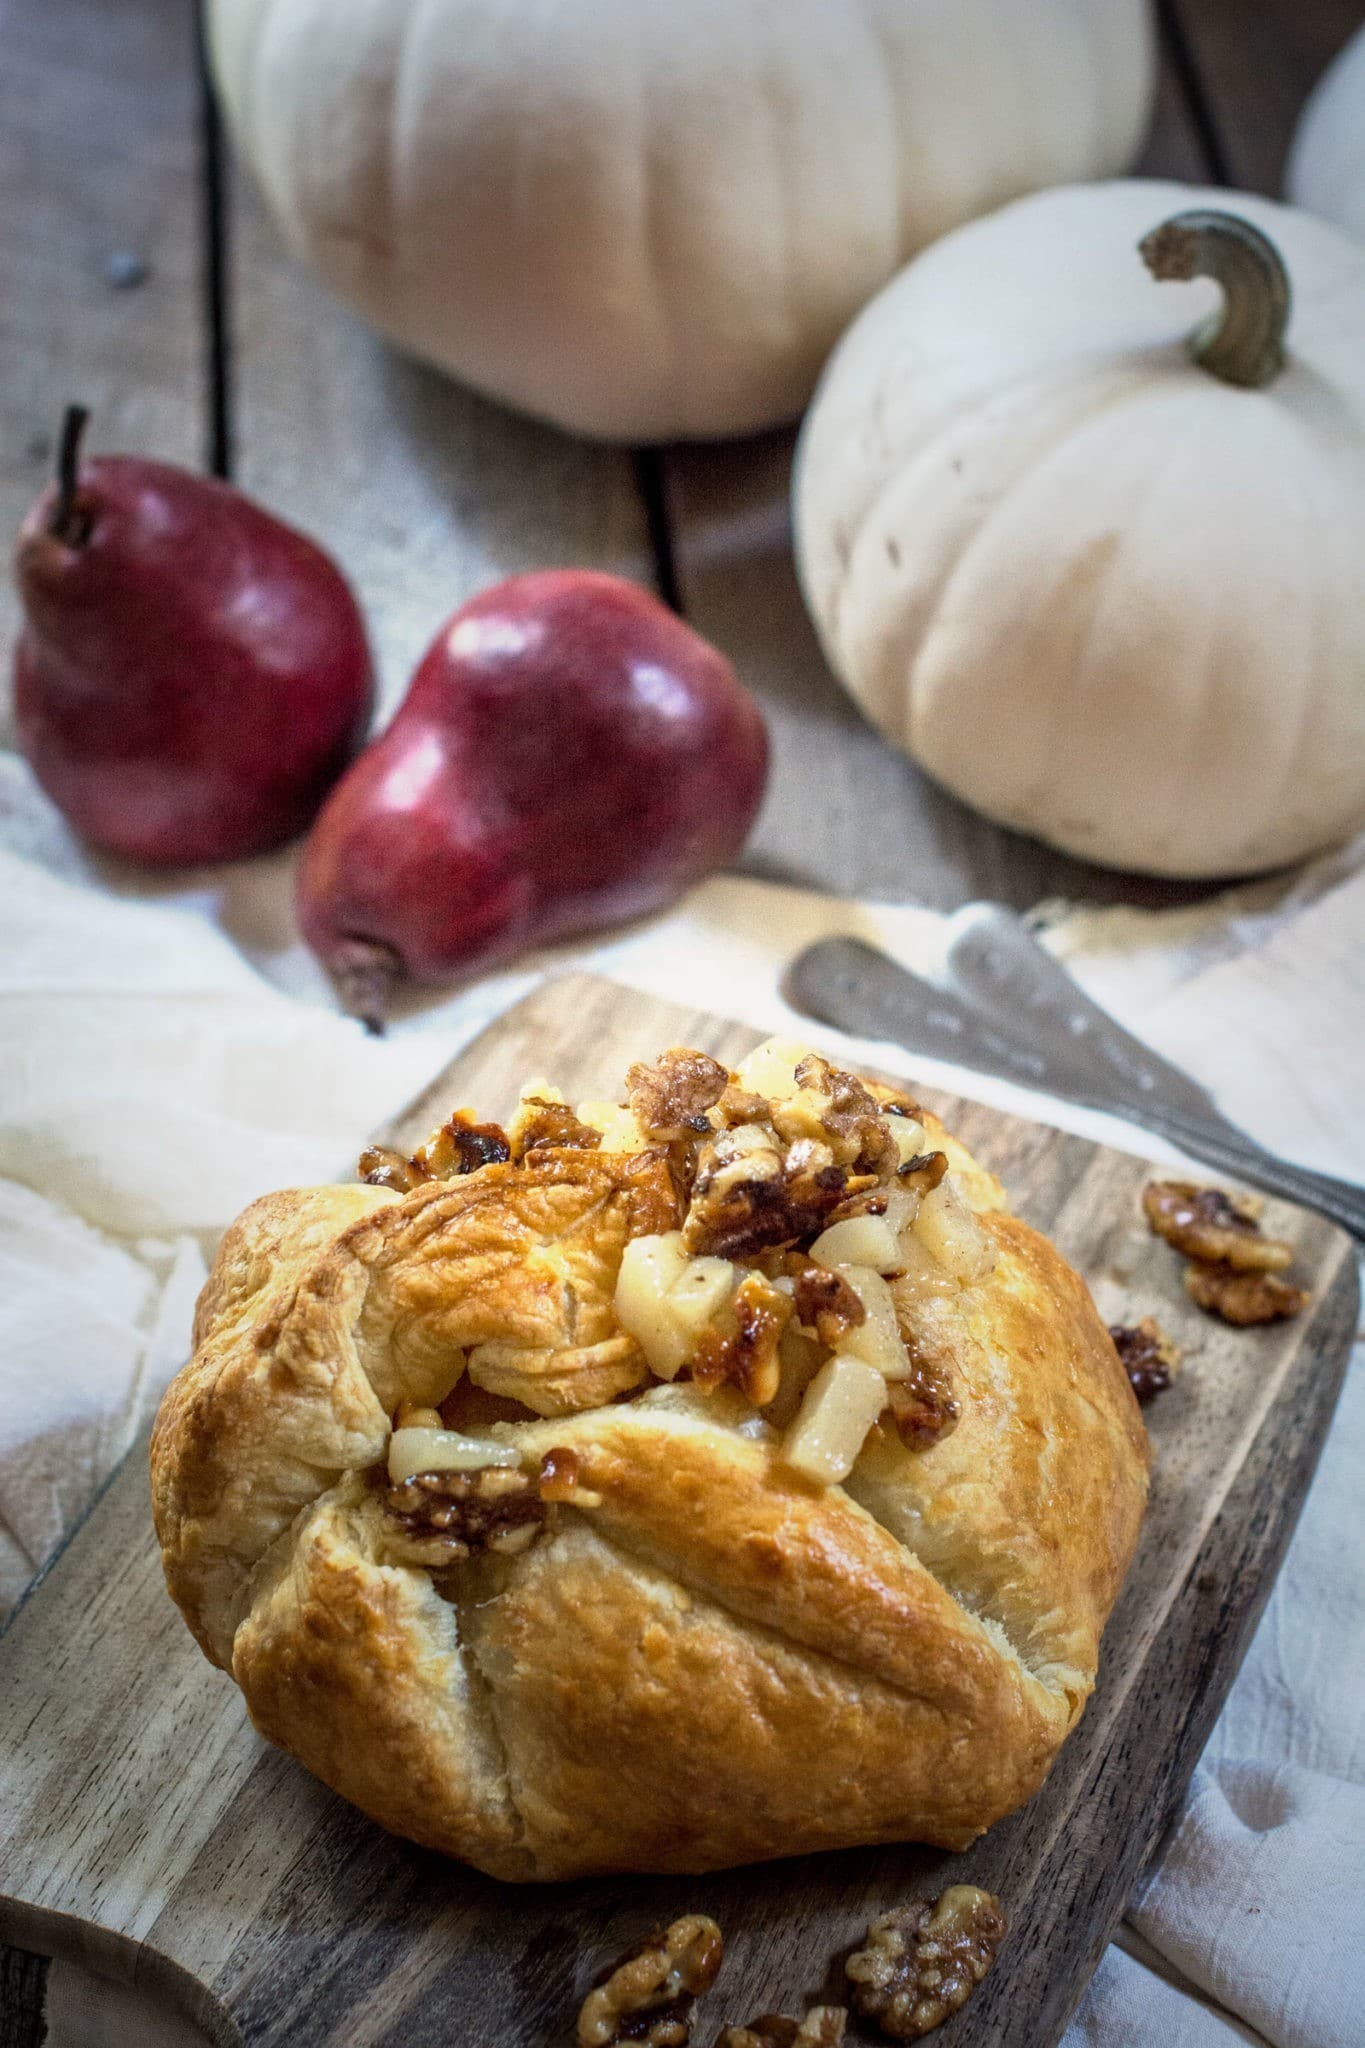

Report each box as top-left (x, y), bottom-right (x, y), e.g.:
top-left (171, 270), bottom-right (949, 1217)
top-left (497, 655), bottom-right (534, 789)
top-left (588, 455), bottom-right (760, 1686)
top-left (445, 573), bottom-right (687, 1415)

top-left (414, 1111), bottom-right (512, 1178)
top-left (713, 1083), bottom-right (773, 1129)
top-left (772, 1056), bottom-right (899, 1178)
top-left (509, 1096), bottom-right (603, 1159)
top-left (897, 1152), bottom-right (949, 1198)
top-left (692, 1273), bottom-right (792, 1406)
top-left (380, 1465), bottom-right (544, 1565)
top-left (577, 1917), bottom-right (724, 2048)
top-left (883, 1368), bottom-right (961, 1452)
top-left (357, 1144), bottom-right (429, 1193)
top-left (846, 1888), bottom-right (1006, 2040)
top-left (358, 1114), bottom-right (512, 1189)
top-left (792, 1261), bottom-right (867, 1348)
top-left (868, 1080), bottom-right (924, 1120)
top-left (627, 1051), bottom-right (731, 1143)
top-left (714, 2011), bottom-right (846, 2047)
top-left (1143, 1181), bottom-right (1291, 1273)
top-left (819, 1180), bottom-right (892, 1226)
top-left (537, 1446), bottom-right (603, 1508)
top-left (1110, 1316), bottom-right (1182, 1403)
top-left (684, 1130), bottom-right (852, 1262)
top-left (1184, 1262), bottom-right (1309, 1326)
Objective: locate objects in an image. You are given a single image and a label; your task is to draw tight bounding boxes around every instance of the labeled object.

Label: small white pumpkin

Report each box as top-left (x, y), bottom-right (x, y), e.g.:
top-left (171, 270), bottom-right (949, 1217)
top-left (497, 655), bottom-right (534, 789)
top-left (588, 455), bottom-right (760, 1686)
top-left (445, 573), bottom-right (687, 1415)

top-left (1287, 27), bottom-right (1365, 245)
top-left (794, 182), bottom-right (1365, 877)
top-left (208, 0), bottom-right (1154, 441)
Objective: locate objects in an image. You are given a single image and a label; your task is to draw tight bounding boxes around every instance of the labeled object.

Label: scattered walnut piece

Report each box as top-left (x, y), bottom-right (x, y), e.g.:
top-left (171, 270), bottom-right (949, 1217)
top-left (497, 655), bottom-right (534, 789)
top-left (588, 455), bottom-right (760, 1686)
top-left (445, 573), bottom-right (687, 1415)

top-left (846, 1887), bottom-right (1006, 2041)
top-left (509, 1095), bottom-right (603, 1159)
top-left (577, 1916), bottom-right (725, 2048)
top-left (792, 1261), bottom-right (867, 1348)
top-left (692, 1272), bottom-right (792, 1406)
top-left (357, 1143), bottom-right (429, 1192)
top-left (714, 2010), bottom-right (846, 2047)
top-left (1109, 1316), bottom-right (1182, 1404)
top-left (379, 1464), bottom-right (544, 1566)
top-left (628, 1050), bottom-right (732, 1143)
top-left (897, 1151), bottom-right (949, 1199)
top-left (1184, 1262), bottom-right (1309, 1326)
top-left (1142, 1180), bottom-right (1291, 1273)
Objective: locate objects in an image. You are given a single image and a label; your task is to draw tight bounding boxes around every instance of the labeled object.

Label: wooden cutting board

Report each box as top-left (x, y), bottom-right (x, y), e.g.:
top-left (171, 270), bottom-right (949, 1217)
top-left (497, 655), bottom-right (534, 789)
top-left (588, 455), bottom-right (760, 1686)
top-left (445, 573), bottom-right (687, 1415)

top-left (1, 973), bottom-right (1357, 2048)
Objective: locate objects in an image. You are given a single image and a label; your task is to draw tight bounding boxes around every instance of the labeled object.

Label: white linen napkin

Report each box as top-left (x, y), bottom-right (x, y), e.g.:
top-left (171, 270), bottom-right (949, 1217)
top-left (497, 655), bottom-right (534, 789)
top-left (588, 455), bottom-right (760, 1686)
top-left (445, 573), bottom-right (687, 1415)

top-left (1, 761), bottom-right (1360, 2048)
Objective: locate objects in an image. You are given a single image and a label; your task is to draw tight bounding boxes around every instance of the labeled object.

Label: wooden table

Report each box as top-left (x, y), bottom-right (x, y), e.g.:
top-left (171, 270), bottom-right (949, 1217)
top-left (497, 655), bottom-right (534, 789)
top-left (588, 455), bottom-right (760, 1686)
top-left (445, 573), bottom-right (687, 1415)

top-left (1, 0), bottom-right (1361, 2035)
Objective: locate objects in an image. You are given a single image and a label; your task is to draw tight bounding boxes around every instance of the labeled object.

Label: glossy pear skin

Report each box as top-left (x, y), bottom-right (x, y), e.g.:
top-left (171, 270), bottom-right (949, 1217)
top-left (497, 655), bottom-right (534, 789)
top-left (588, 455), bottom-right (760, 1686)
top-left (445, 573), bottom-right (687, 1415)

top-left (297, 571), bottom-right (769, 1001)
top-left (14, 457), bottom-right (375, 865)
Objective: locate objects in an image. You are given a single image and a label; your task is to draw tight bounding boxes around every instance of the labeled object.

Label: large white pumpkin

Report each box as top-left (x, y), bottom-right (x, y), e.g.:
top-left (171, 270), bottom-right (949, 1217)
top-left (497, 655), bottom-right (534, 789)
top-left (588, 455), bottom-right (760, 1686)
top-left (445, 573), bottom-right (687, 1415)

top-left (1287, 26), bottom-right (1365, 244)
top-left (208, 0), bottom-right (1154, 442)
top-left (794, 181), bottom-right (1365, 878)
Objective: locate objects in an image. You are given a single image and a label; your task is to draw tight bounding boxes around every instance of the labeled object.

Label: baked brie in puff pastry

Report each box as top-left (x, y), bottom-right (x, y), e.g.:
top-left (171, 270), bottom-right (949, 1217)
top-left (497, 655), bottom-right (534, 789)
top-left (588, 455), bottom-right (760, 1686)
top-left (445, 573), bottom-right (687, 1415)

top-left (152, 1040), bottom-right (1148, 1881)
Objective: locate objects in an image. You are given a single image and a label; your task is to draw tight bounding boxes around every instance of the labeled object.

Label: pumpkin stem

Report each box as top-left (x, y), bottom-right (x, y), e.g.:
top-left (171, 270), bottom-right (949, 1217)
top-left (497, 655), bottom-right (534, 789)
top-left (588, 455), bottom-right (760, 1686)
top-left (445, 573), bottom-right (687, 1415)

top-left (1139, 209), bottom-right (1290, 389)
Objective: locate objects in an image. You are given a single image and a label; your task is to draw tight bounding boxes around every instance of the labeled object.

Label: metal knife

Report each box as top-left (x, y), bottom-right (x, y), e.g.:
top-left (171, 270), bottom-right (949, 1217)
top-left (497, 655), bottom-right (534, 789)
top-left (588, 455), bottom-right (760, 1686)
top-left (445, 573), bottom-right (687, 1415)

top-left (783, 920), bottom-right (1365, 1241)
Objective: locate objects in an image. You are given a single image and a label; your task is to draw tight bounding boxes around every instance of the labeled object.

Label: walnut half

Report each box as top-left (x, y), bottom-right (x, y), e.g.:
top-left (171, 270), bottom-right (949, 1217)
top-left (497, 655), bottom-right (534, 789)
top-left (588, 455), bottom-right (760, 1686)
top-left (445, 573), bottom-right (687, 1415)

top-left (846, 1887), bottom-right (1006, 2040)
top-left (627, 1050), bottom-right (731, 1143)
top-left (1142, 1180), bottom-right (1291, 1273)
top-left (578, 1916), bottom-right (725, 2048)
top-left (1184, 1262), bottom-right (1309, 1326)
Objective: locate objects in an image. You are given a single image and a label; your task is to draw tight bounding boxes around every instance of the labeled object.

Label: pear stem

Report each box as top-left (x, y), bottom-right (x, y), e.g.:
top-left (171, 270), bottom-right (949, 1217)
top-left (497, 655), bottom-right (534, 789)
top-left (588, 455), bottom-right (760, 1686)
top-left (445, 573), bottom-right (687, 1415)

top-left (50, 404), bottom-right (92, 543)
top-left (1138, 210), bottom-right (1290, 389)
top-left (331, 940), bottom-right (402, 1036)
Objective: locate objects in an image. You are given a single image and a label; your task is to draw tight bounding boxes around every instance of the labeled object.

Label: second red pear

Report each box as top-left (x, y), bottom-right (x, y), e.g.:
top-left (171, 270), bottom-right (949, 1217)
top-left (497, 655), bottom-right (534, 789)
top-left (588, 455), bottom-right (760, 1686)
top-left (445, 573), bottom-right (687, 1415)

top-left (297, 571), bottom-right (769, 1025)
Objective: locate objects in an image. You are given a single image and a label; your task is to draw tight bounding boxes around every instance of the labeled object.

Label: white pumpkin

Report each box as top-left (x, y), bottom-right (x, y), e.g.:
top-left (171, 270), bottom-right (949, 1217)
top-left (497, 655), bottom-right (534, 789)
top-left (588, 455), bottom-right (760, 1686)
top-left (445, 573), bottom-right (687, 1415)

top-left (208, 0), bottom-right (1154, 442)
top-left (794, 182), bottom-right (1365, 878)
top-left (1287, 26), bottom-right (1365, 245)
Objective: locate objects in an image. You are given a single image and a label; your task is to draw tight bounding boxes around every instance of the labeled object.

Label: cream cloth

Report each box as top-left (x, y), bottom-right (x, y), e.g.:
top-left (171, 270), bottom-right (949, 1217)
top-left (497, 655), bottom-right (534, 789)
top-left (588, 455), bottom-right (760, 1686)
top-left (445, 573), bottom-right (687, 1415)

top-left (1, 758), bottom-right (1360, 2048)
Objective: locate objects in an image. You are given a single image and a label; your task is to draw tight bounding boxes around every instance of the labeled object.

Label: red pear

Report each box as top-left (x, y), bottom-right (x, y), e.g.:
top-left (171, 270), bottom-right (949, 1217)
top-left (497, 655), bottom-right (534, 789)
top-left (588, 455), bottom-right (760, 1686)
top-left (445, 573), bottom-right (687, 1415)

top-left (296, 570), bottom-right (769, 1025)
top-left (13, 407), bottom-right (375, 866)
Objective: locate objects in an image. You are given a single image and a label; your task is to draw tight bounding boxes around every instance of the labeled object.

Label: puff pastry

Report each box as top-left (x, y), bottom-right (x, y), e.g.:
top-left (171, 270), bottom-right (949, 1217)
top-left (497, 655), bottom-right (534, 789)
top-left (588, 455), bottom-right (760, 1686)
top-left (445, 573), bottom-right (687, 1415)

top-left (151, 1040), bottom-right (1148, 1881)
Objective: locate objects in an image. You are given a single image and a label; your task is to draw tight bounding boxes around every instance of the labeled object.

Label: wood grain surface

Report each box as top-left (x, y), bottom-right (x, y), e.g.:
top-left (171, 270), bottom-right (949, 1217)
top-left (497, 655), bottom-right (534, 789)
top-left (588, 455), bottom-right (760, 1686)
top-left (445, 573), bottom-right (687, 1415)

top-left (1162, 0), bottom-right (1364, 191)
top-left (0, 974), bottom-right (1356, 2048)
top-left (2, 0), bottom-right (1360, 893)
top-left (224, 165), bottom-right (654, 725)
top-left (0, 0), bottom-right (205, 736)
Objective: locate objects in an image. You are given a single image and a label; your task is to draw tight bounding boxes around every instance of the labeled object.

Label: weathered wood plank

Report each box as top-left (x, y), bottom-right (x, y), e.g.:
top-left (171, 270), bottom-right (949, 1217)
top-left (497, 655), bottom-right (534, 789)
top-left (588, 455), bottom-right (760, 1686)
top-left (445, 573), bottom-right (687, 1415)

top-left (0, 0), bottom-right (205, 736)
top-left (0, 1948), bottom-right (46, 2048)
top-left (656, 21), bottom-right (1219, 914)
top-left (0, 973), bottom-right (1355, 2047)
top-left (1163, 0), bottom-right (1365, 195)
top-left (1137, 17), bottom-right (1221, 183)
top-left (222, 157), bottom-right (656, 720)
top-left (656, 427), bottom-right (1221, 915)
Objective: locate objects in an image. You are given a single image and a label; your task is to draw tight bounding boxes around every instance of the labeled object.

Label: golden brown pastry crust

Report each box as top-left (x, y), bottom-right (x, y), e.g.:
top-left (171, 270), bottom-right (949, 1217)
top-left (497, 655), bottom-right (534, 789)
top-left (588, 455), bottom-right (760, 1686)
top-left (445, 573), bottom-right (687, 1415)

top-left (152, 1086), bottom-right (1147, 1881)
